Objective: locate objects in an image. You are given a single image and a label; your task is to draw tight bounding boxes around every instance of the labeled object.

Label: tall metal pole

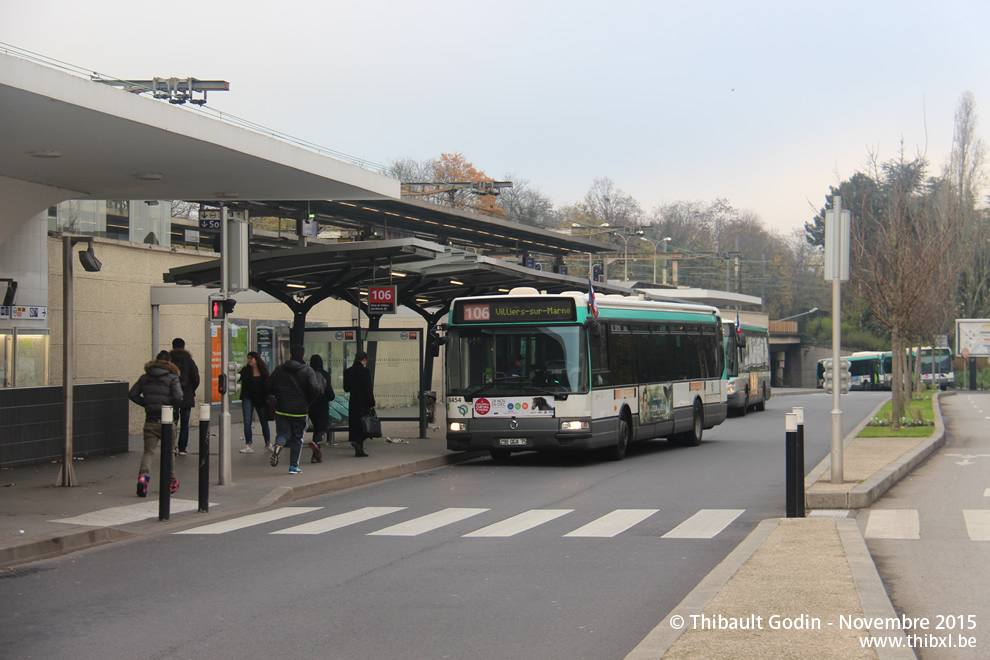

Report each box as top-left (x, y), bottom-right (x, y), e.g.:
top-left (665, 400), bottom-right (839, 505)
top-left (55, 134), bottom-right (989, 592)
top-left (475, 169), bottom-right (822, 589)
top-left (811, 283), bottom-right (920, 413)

top-left (829, 197), bottom-right (845, 485)
top-left (219, 205), bottom-right (231, 485)
top-left (59, 235), bottom-right (76, 486)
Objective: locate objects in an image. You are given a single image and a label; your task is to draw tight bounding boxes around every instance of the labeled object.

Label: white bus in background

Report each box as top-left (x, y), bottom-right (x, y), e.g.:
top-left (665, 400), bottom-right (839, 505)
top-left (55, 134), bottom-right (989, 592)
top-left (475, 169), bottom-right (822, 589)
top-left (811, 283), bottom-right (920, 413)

top-left (723, 311), bottom-right (770, 415)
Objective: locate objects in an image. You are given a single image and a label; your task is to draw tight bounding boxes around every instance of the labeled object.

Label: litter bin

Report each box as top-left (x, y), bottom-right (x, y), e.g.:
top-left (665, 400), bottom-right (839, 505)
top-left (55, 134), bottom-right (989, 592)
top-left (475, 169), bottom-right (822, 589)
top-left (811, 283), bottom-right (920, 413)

top-left (423, 390), bottom-right (437, 424)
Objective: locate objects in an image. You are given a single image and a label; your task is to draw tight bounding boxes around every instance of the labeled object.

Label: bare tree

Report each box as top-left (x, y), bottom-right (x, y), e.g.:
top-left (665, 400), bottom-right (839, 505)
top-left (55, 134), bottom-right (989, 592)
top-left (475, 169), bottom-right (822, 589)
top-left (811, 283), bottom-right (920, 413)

top-left (583, 177), bottom-right (642, 228)
top-left (849, 147), bottom-right (963, 425)
top-left (948, 92), bottom-right (990, 319)
top-left (495, 174), bottom-right (559, 228)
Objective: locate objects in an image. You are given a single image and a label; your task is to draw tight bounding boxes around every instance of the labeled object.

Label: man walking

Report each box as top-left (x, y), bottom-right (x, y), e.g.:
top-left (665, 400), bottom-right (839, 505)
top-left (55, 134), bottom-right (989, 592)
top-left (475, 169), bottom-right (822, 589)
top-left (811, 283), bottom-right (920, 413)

top-left (129, 350), bottom-right (183, 497)
top-left (168, 338), bottom-right (200, 456)
top-left (266, 345), bottom-right (321, 475)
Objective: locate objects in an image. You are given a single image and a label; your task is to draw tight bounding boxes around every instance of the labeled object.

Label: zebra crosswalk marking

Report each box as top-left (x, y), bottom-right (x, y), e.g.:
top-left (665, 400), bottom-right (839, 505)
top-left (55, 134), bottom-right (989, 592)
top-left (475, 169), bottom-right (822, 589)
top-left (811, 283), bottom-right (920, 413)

top-left (963, 510), bottom-right (990, 541)
top-left (661, 509), bottom-right (744, 539)
top-left (271, 507), bottom-right (407, 535)
top-left (174, 507), bottom-right (322, 535)
top-left (368, 507), bottom-right (490, 536)
top-left (463, 509), bottom-right (574, 537)
top-left (563, 509), bottom-right (658, 538)
top-left (864, 509), bottom-right (920, 540)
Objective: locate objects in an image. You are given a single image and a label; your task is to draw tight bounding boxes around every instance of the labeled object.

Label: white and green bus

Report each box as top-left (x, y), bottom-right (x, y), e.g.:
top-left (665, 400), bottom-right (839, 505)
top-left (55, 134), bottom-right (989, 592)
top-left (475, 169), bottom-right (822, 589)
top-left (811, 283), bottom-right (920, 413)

top-left (444, 287), bottom-right (728, 461)
top-left (722, 313), bottom-right (771, 415)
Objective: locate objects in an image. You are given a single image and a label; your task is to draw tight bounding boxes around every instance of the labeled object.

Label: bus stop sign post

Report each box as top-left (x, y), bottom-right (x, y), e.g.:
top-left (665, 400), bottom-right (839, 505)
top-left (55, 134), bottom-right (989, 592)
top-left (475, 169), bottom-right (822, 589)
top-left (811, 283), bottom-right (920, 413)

top-left (825, 195), bottom-right (850, 485)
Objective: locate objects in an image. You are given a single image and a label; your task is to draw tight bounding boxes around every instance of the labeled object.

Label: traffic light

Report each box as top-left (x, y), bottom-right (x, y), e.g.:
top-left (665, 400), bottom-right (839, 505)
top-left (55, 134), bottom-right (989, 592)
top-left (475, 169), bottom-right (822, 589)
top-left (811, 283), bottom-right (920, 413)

top-left (838, 358), bottom-right (851, 394)
top-left (823, 358), bottom-right (851, 394)
top-left (592, 263), bottom-right (603, 282)
top-left (209, 298), bottom-right (236, 320)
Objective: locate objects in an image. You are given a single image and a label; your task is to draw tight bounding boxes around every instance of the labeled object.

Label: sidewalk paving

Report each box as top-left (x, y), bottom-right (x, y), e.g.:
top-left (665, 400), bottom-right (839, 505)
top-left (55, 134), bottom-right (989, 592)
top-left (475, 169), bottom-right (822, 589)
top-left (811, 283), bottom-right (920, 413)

top-left (1, 390), bottom-right (947, 659)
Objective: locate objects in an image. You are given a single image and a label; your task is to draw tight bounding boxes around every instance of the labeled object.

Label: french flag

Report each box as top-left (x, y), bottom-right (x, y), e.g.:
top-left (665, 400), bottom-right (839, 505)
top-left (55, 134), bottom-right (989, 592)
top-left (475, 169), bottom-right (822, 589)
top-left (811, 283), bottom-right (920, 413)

top-left (588, 278), bottom-right (599, 318)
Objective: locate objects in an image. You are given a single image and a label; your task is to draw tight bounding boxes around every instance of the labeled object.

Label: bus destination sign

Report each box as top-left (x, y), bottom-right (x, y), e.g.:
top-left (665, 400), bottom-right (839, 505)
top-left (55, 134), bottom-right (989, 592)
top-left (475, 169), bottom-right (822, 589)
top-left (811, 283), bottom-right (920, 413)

top-left (455, 297), bottom-right (576, 324)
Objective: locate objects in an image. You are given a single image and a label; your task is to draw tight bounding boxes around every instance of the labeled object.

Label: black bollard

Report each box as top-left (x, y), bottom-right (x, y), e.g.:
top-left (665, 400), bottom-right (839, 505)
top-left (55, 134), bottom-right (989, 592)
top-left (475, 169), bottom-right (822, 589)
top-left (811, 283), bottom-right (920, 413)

top-left (793, 407), bottom-right (805, 518)
top-left (159, 406), bottom-right (173, 521)
top-left (785, 412), bottom-right (799, 518)
top-left (198, 404), bottom-right (210, 513)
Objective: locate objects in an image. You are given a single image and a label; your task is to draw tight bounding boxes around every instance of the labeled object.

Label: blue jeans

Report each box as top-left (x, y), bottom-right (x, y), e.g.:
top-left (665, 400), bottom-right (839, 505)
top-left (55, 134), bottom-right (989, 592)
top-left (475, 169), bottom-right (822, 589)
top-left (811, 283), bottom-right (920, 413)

top-left (242, 399), bottom-right (271, 446)
top-left (274, 414), bottom-right (307, 468)
top-left (177, 406), bottom-right (192, 452)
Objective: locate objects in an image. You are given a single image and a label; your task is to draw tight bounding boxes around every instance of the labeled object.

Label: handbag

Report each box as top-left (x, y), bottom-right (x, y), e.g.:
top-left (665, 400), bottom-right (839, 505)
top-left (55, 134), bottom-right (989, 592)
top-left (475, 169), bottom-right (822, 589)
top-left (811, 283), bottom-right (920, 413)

top-left (360, 409), bottom-right (382, 438)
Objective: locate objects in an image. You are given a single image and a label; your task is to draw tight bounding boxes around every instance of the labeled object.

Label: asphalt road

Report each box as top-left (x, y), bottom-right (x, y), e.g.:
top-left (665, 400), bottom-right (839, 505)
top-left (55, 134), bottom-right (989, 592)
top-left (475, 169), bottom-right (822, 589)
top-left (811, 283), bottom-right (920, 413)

top-left (860, 391), bottom-right (990, 660)
top-left (0, 391), bottom-right (886, 660)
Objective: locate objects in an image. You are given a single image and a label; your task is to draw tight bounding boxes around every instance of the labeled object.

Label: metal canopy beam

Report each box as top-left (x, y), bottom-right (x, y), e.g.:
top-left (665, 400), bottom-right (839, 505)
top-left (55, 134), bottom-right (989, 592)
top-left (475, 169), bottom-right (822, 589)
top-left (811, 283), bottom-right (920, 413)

top-left (164, 239), bottom-right (634, 315)
top-left (216, 197), bottom-right (618, 259)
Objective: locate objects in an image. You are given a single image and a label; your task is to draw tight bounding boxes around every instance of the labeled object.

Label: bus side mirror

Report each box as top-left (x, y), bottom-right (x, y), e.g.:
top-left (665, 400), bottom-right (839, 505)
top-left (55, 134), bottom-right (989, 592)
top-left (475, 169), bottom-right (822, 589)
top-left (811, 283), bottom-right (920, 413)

top-left (586, 319), bottom-right (601, 340)
top-left (736, 332), bottom-right (747, 349)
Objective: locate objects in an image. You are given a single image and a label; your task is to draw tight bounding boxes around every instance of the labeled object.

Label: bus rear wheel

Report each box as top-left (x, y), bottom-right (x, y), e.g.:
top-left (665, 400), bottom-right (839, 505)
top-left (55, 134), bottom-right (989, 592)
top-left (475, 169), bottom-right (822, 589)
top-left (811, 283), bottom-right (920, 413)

top-left (755, 385), bottom-right (767, 412)
top-left (682, 404), bottom-right (704, 447)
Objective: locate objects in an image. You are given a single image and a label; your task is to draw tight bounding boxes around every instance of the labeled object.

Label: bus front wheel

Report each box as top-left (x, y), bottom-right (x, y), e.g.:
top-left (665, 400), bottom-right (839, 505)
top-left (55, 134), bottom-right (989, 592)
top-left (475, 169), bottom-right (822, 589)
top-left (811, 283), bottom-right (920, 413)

top-left (607, 417), bottom-right (630, 461)
top-left (490, 449), bottom-right (512, 463)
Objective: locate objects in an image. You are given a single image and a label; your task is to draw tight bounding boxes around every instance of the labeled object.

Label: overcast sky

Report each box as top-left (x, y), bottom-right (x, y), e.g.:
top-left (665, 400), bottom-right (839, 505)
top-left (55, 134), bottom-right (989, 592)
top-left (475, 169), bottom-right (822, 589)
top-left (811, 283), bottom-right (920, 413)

top-left (4, 0), bottom-right (989, 235)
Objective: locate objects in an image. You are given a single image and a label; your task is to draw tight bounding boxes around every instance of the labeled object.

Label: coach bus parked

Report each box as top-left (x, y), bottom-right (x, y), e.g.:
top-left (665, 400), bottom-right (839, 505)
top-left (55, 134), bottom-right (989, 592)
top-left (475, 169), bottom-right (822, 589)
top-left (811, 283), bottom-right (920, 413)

top-left (723, 313), bottom-right (771, 415)
top-left (444, 287), bottom-right (727, 462)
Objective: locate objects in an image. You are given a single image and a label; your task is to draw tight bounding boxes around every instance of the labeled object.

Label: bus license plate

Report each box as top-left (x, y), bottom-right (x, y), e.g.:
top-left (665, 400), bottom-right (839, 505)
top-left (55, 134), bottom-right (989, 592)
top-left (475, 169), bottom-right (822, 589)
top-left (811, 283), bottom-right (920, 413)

top-left (498, 438), bottom-right (528, 446)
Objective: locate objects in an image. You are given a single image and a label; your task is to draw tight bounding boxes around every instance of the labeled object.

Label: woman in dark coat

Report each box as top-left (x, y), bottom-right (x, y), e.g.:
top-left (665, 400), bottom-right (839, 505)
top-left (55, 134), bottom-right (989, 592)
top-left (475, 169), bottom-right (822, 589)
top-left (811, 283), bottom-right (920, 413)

top-left (237, 352), bottom-right (271, 452)
top-left (343, 351), bottom-right (375, 457)
top-left (307, 354), bottom-right (335, 463)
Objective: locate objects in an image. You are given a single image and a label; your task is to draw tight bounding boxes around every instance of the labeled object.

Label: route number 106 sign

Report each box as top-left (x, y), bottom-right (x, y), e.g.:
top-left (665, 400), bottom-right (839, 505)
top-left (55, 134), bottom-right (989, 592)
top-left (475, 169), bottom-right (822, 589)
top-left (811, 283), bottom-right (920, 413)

top-left (369, 285), bottom-right (397, 314)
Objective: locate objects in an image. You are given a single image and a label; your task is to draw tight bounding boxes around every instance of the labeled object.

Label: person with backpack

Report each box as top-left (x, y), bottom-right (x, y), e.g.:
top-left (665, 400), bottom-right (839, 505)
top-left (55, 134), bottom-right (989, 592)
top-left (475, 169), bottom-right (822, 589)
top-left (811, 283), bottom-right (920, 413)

top-left (129, 350), bottom-right (183, 497)
top-left (343, 350), bottom-right (375, 457)
top-left (168, 337), bottom-right (200, 456)
top-left (265, 345), bottom-right (321, 475)
top-left (307, 354), bottom-right (335, 463)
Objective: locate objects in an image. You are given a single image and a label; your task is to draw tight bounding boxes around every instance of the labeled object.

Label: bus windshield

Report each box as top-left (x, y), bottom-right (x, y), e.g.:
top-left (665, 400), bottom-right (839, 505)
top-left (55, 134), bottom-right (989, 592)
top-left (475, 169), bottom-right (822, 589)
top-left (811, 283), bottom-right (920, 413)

top-left (446, 325), bottom-right (587, 397)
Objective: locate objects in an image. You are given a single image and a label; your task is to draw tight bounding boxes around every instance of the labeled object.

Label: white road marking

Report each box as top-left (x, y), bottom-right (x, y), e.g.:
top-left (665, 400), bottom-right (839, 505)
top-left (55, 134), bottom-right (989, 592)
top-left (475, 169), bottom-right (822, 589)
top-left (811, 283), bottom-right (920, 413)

top-left (864, 509), bottom-right (920, 539)
top-left (271, 507), bottom-right (406, 535)
top-left (963, 510), bottom-right (990, 541)
top-left (174, 507), bottom-right (322, 534)
top-left (51, 499), bottom-right (216, 527)
top-left (661, 509), bottom-right (744, 539)
top-left (463, 509), bottom-right (573, 537)
top-left (368, 508), bottom-right (489, 536)
top-left (563, 509), bottom-right (659, 538)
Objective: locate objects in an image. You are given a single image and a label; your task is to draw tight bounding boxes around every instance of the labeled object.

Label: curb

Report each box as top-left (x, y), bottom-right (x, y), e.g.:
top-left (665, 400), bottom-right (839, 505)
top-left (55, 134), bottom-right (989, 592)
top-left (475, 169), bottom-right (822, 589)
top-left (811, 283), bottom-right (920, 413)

top-left (806, 392), bottom-right (948, 510)
top-left (0, 527), bottom-right (139, 569)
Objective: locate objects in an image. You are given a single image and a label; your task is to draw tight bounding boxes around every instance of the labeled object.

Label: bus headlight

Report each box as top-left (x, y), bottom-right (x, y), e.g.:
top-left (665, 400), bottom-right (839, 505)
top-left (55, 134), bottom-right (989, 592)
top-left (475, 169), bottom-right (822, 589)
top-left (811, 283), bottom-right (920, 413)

top-left (449, 421), bottom-right (468, 432)
top-left (560, 420), bottom-right (590, 431)
top-left (726, 382), bottom-right (736, 394)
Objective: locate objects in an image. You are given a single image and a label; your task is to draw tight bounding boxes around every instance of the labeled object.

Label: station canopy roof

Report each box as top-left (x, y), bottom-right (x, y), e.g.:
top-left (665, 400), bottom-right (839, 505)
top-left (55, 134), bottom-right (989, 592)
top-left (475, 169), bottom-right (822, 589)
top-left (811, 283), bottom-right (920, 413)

top-left (165, 238), bottom-right (636, 314)
top-left (209, 197), bottom-right (618, 259)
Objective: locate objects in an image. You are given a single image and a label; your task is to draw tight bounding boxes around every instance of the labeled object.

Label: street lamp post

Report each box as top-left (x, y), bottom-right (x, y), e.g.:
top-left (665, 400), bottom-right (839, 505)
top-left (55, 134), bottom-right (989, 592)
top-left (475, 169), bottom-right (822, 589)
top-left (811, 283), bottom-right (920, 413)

top-left (640, 236), bottom-right (671, 284)
top-left (615, 231), bottom-right (645, 281)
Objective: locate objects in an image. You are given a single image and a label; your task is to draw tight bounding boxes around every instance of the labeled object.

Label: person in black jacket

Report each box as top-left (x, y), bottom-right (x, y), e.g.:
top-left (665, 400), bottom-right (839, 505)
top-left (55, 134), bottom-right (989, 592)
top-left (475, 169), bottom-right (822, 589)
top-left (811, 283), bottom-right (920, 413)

top-left (307, 354), bottom-right (335, 463)
top-left (129, 350), bottom-right (183, 497)
top-left (169, 338), bottom-right (200, 456)
top-left (266, 345), bottom-right (321, 474)
top-left (343, 350), bottom-right (376, 457)
top-left (237, 352), bottom-right (271, 453)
